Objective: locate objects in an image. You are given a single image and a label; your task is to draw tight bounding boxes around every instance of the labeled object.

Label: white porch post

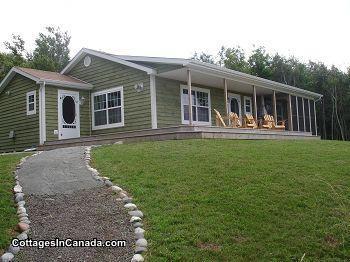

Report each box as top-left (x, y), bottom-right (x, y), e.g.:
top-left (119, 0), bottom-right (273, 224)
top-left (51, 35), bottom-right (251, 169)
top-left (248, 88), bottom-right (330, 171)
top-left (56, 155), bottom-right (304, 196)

top-left (302, 97), bottom-right (306, 131)
top-left (308, 99), bottom-right (312, 132)
top-left (187, 69), bottom-right (193, 126)
top-left (296, 96), bottom-right (300, 131)
top-left (272, 90), bottom-right (277, 124)
top-left (224, 79), bottom-right (228, 116)
top-left (287, 94), bottom-right (293, 131)
top-left (253, 85), bottom-right (257, 120)
top-left (314, 100), bottom-right (318, 136)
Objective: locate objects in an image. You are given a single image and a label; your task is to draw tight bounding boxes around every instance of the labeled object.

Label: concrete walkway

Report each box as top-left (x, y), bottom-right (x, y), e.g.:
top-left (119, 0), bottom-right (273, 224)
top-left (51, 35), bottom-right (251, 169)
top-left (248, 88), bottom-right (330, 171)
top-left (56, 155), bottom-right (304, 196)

top-left (16, 147), bottom-right (133, 261)
top-left (19, 147), bottom-right (103, 195)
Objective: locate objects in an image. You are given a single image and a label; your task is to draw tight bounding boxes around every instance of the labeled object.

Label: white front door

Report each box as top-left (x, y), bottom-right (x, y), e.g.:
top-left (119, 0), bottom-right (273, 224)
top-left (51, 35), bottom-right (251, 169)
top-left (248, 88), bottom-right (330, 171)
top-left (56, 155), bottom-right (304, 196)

top-left (228, 93), bottom-right (242, 121)
top-left (58, 90), bottom-right (80, 140)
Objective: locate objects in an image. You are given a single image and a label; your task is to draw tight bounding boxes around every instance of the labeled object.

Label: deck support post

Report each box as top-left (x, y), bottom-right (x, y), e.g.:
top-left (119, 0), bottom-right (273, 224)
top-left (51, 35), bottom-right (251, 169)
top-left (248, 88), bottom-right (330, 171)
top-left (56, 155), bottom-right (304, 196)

top-left (187, 69), bottom-right (193, 126)
top-left (272, 90), bottom-right (277, 124)
top-left (302, 97), bottom-right (306, 131)
top-left (224, 79), bottom-right (228, 117)
top-left (296, 96), bottom-right (300, 131)
top-left (287, 94), bottom-right (293, 131)
top-left (253, 85), bottom-right (257, 120)
top-left (314, 100), bottom-right (318, 136)
top-left (308, 99), bottom-right (312, 133)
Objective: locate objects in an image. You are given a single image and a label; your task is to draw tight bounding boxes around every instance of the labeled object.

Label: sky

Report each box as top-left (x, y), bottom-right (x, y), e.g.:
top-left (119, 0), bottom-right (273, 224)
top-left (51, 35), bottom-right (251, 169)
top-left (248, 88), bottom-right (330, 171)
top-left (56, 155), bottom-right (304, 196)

top-left (1, 0), bottom-right (349, 71)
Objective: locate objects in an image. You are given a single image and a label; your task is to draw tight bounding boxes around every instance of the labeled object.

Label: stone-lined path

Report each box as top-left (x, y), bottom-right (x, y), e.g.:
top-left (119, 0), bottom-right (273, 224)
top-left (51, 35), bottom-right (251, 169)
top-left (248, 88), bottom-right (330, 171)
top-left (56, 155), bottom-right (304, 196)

top-left (16, 147), bottom-right (134, 261)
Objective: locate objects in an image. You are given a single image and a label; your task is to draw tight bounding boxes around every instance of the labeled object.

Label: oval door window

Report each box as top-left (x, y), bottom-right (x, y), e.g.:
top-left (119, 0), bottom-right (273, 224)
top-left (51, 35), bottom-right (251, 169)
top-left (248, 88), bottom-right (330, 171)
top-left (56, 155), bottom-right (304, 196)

top-left (62, 96), bottom-right (76, 124)
top-left (231, 98), bottom-right (240, 115)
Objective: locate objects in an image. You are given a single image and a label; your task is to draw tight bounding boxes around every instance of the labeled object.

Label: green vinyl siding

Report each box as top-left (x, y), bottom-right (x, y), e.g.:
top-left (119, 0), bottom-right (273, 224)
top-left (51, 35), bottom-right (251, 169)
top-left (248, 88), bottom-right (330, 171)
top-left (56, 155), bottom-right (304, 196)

top-left (68, 55), bottom-right (151, 134)
top-left (0, 75), bottom-right (39, 152)
top-left (156, 77), bottom-right (226, 128)
top-left (45, 86), bottom-right (90, 142)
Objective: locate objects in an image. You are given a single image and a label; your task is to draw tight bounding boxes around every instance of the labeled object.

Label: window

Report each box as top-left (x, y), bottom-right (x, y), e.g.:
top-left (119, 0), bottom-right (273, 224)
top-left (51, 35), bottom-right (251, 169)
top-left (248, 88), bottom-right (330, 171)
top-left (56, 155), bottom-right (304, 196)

top-left (244, 96), bottom-right (252, 114)
top-left (181, 85), bottom-right (211, 125)
top-left (26, 91), bottom-right (36, 115)
top-left (91, 87), bottom-right (124, 130)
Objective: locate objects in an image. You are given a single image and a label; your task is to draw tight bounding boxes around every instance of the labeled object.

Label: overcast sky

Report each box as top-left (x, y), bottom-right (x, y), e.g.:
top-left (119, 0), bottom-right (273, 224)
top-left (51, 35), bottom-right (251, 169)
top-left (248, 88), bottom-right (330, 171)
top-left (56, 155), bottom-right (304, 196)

top-left (1, 0), bottom-right (349, 70)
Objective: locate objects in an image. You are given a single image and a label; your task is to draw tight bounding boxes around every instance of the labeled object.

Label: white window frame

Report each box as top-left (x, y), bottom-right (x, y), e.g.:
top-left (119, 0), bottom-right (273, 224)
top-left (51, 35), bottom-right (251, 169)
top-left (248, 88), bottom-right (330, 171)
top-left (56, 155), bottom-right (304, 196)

top-left (91, 86), bottom-right (124, 130)
top-left (180, 85), bottom-right (211, 126)
top-left (26, 90), bottom-right (36, 115)
top-left (244, 96), bottom-right (252, 115)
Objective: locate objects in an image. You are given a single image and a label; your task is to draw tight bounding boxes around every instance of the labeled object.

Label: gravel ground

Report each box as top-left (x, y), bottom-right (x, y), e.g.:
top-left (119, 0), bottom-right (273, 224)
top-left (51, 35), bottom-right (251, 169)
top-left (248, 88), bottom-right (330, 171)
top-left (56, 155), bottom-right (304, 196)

top-left (16, 187), bottom-right (134, 262)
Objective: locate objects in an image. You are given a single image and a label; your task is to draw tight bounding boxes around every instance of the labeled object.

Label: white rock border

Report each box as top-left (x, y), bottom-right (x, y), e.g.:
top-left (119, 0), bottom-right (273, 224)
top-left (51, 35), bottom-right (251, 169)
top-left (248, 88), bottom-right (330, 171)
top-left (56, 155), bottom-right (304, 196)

top-left (84, 146), bottom-right (147, 262)
top-left (1, 151), bottom-right (42, 262)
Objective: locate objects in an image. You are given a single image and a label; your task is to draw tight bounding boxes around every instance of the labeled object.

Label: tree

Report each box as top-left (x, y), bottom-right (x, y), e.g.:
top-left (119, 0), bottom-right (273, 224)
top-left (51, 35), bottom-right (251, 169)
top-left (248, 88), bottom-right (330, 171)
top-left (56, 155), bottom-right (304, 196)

top-left (0, 35), bottom-right (27, 81)
top-left (28, 27), bottom-right (71, 72)
top-left (219, 46), bottom-right (249, 73)
top-left (192, 52), bottom-right (216, 64)
top-left (248, 46), bottom-right (272, 79)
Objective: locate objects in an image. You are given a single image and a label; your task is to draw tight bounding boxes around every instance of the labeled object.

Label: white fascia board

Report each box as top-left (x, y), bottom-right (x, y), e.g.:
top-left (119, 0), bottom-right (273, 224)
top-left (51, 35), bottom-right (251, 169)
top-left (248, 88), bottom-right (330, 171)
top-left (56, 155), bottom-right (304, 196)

top-left (0, 68), bottom-right (39, 92)
top-left (115, 55), bottom-right (189, 65)
top-left (37, 79), bottom-right (93, 90)
top-left (187, 62), bottom-right (322, 100)
top-left (61, 48), bottom-right (157, 75)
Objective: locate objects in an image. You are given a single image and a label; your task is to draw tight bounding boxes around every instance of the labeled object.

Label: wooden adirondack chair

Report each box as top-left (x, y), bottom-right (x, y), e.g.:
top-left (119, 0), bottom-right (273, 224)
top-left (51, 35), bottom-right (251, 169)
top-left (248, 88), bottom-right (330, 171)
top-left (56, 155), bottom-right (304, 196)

top-left (213, 109), bottom-right (227, 127)
top-left (243, 114), bottom-right (257, 128)
top-left (263, 114), bottom-right (285, 130)
top-left (229, 112), bottom-right (241, 128)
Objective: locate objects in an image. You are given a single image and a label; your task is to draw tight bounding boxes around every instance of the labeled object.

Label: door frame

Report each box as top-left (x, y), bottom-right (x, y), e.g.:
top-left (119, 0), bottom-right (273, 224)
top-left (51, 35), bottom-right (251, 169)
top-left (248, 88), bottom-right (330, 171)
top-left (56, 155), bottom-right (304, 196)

top-left (228, 93), bottom-right (242, 121)
top-left (243, 96), bottom-right (253, 115)
top-left (57, 89), bottom-right (80, 140)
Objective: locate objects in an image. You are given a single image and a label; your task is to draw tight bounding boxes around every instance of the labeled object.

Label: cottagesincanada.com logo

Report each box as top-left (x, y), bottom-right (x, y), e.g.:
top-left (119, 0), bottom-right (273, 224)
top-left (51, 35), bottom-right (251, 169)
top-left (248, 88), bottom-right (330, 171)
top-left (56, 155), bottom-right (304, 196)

top-left (12, 238), bottom-right (127, 249)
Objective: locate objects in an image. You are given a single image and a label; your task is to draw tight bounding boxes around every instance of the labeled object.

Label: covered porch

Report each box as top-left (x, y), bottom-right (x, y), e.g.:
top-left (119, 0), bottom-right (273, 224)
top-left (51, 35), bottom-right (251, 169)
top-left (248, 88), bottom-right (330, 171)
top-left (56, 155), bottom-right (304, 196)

top-left (156, 62), bottom-right (320, 136)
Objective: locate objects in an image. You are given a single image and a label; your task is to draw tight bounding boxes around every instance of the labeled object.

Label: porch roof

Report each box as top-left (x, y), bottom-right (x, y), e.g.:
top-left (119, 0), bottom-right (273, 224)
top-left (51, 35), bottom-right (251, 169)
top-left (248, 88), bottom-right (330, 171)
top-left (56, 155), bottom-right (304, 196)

top-left (0, 67), bottom-right (93, 92)
top-left (116, 55), bottom-right (322, 100)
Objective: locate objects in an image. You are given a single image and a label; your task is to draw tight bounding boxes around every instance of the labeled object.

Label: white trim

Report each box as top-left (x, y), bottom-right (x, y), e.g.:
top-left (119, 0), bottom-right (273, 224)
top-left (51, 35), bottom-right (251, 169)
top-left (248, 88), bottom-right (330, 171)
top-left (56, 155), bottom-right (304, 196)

top-left (314, 100), bottom-right (318, 136)
top-left (228, 93), bottom-right (242, 122)
top-left (39, 83), bottom-right (46, 145)
top-left (308, 99), bottom-right (312, 132)
top-left (180, 84), bottom-right (211, 126)
top-left (115, 55), bottom-right (189, 65)
top-left (26, 90), bottom-right (36, 115)
top-left (91, 86), bottom-right (124, 130)
top-left (243, 96), bottom-right (252, 115)
top-left (296, 96), bottom-right (300, 131)
top-left (150, 75), bottom-right (157, 129)
top-left (37, 79), bottom-right (92, 90)
top-left (58, 89), bottom-right (80, 140)
top-left (61, 48), bottom-right (157, 75)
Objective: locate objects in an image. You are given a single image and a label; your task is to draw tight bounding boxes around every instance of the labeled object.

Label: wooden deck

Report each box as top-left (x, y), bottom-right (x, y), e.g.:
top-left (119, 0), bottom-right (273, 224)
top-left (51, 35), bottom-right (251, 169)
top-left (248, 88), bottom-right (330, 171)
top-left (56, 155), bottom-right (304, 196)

top-left (39, 126), bottom-right (319, 151)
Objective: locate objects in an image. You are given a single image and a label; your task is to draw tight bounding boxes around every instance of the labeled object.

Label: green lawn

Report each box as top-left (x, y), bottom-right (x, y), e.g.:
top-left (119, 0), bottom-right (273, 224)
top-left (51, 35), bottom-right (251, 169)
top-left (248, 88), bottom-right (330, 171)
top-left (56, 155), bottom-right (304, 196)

top-left (0, 153), bottom-right (29, 253)
top-left (92, 140), bottom-right (350, 261)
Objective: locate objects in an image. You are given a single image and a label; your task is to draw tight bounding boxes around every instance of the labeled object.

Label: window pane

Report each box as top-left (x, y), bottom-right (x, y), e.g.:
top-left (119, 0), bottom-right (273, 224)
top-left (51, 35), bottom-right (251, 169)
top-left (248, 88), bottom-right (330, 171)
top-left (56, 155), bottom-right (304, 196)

top-left (108, 91), bottom-right (121, 108)
top-left (94, 94), bottom-right (106, 110)
top-left (197, 92), bottom-right (208, 107)
top-left (94, 110), bottom-right (107, 126)
top-left (108, 108), bottom-right (122, 124)
top-left (29, 103), bottom-right (34, 111)
top-left (197, 107), bottom-right (209, 122)
top-left (183, 105), bottom-right (197, 121)
top-left (183, 105), bottom-right (189, 120)
top-left (28, 95), bottom-right (34, 103)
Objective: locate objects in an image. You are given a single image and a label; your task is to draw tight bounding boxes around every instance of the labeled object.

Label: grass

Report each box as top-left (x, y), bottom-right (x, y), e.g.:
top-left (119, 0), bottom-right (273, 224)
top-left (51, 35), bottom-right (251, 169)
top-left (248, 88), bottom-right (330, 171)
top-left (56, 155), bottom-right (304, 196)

top-left (92, 140), bottom-right (350, 261)
top-left (0, 153), bottom-right (29, 253)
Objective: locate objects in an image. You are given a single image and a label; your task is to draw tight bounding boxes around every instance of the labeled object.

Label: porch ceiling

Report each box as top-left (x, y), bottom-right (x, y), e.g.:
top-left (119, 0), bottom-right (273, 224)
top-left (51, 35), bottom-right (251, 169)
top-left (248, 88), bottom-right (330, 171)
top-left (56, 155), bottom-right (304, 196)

top-left (157, 67), bottom-right (274, 96)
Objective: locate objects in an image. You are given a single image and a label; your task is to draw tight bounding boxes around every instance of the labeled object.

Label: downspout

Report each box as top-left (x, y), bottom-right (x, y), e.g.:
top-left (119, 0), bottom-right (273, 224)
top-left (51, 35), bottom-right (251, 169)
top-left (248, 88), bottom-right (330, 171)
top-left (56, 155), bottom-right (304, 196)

top-left (38, 81), bottom-right (46, 145)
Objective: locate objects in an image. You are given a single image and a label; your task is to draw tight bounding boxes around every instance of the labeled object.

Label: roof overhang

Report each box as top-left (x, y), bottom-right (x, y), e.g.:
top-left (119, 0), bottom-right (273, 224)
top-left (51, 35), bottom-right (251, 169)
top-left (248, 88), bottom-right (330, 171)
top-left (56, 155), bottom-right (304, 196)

top-left (0, 68), bottom-right (93, 93)
top-left (61, 48), bottom-right (157, 75)
top-left (186, 61), bottom-right (323, 100)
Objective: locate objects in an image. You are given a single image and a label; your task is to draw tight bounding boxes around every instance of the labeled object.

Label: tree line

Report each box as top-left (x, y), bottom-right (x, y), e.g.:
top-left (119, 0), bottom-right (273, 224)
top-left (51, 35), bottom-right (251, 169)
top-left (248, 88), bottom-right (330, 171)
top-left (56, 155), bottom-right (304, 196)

top-left (193, 47), bottom-right (350, 140)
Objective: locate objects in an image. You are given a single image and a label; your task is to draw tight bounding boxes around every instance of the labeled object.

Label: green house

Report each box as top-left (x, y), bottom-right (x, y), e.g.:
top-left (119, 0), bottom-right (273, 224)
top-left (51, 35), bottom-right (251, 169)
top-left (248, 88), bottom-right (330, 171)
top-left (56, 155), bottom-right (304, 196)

top-left (0, 48), bottom-right (322, 152)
